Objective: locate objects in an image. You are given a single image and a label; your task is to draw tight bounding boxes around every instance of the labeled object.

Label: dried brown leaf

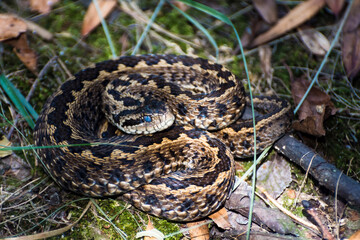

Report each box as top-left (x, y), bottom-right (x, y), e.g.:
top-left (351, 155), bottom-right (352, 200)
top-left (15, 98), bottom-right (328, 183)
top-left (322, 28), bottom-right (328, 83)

top-left (259, 44), bottom-right (273, 84)
top-left (0, 135), bottom-right (12, 158)
top-left (291, 77), bottom-right (337, 136)
top-left (208, 208), bottom-right (231, 229)
top-left (326, 0), bottom-right (345, 16)
top-left (253, 0), bottom-right (278, 24)
top-left (349, 229), bottom-right (360, 240)
top-left (257, 154), bottom-right (292, 199)
top-left (81, 0), bottom-right (117, 37)
top-left (0, 14), bottom-right (27, 41)
top-left (252, 0), bottom-right (326, 47)
top-left (8, 33), bottom-right (37, 74)
top-left (298, 28), bottom-right (330, 56)
top-left (29, 0), bottom-right (59, 14)
top-left (186, 220), bottom-right (210, 240)
top-left (342, 0), bottom-right (360, 79)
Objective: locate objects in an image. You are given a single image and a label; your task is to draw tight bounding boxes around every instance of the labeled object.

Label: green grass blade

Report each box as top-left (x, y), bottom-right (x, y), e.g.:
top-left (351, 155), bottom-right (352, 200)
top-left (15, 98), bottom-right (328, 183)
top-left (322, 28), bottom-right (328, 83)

top-left (169, 1), bottom-right (219, 60)
top-left (93, 0), bottom-right (117, 58)
top-left (0, 74), bottom-right (38, 129)
top-left (132, 0), bottom-right (166, 55)
top-left (176, 0), bottom-right (232, 25)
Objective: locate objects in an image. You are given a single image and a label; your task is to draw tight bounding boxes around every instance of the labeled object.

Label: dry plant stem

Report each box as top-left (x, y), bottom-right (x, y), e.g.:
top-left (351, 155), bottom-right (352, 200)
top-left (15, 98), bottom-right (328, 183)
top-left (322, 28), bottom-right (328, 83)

top-left (26, 57), bottom-right (57, 102)
top-left (56, 57), bottom-right (73, 80)
top-left (275, 134), bottom-right (360, 206)
top-left (149, 31), bottom-right (186, 54)
top-left (0, 201), bottom-right (92, 240)
top-left (21, 17), bottom-right (53, 41)
top-left (294, 152), bottom-right (314, 207)
top-left (257, 186), bottom-right (320, 233)
top-left (0, 177), bottom-right (41, 206)
top-left (119, 1), bottom-right (199, 48)
top-left (2, 183), bottom-right (52, 211)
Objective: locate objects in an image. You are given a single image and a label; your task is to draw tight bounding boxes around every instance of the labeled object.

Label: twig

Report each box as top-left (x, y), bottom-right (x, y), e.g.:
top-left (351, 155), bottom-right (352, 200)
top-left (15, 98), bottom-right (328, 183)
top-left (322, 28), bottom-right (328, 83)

top-left (275, 134), bottom-right (360, 206)
top-left (257, 186), bottom-right (320, 233)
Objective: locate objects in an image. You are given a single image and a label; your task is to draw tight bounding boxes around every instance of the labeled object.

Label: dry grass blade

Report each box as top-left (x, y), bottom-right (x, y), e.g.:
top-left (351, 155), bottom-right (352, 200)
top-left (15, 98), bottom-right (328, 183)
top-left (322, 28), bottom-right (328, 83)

top-left (119, 1), bottom-right (198, 48)
top-left (256, 186), bottom-right (320, 233)
top-left (0, 201), bottom-right (92, 240)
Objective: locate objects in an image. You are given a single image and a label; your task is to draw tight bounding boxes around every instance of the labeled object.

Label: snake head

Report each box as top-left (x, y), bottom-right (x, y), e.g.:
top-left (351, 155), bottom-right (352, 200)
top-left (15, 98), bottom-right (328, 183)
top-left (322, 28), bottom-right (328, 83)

top-left (103, 86), bottom-right (175, 135)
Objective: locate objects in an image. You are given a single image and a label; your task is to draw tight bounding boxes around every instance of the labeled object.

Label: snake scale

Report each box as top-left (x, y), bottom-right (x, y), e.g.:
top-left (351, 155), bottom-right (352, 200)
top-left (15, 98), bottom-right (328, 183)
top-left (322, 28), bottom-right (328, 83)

top-left (34, 54), bottom-right (292, 221)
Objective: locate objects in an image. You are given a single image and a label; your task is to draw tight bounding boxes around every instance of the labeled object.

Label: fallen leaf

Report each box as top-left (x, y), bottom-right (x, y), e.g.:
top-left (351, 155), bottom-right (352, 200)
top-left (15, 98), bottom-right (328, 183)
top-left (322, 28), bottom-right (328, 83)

top-left (258, 44), bottom-right (273, 85)
top-left (291, 76), bottom-right (337, 136)
top-left (349, 229), bottom-right (360, 240)
top-left (135, 216), bottom-right (165, 240)
top-left (208, 208), bottom-right (231, 229)
top-left (298, 28), bottom-right (330, 56)
top-left (5, 33), bottom-right (38, 74)
top-left (226, 184), bottom-right (298, 235)
top-left (186, 221), bottom-right (209, 240)
top-left (257, 154), bottom-right (292, 199)
top-left (342, 0), bottom-right (360, 79)
top-left (0, 152), bottom-right (31, 181)
top-left (253, 0), bottom-right (278, 24)
top-left (0, 134), bottom-right (12, 158)
top-left (326, 0), bottom-right (345, 16)
top-left (29, 0), bottom-right (59, 14)
top-left (81, 0), bottom-right (117, 36)
top-left (252, 0), bottom-right (326, 47)
top-left (0, 14), bottom-right (27, 41)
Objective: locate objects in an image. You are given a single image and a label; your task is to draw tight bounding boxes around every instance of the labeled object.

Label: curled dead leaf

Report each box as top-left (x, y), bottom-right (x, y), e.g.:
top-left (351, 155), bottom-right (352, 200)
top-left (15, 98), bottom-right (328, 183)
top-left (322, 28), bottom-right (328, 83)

top-left (291, 77), bottom-right (337, 136)
top-left (5, 33), bottom-right (38, 74)
top-left (0, 14), bottom-right (27, 41)
top-left (298, 28), bottom-right (330, 56)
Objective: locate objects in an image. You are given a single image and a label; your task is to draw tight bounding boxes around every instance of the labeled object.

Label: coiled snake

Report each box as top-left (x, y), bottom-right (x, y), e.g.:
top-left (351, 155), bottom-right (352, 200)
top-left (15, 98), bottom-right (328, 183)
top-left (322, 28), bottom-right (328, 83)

top-left (34, 55), bottom-right (292, 221)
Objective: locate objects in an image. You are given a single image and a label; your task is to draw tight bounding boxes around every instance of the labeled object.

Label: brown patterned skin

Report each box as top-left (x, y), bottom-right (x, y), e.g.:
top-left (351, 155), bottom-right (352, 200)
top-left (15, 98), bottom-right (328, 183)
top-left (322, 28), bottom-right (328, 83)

top-left (34, 55), bottom-right (292, 221)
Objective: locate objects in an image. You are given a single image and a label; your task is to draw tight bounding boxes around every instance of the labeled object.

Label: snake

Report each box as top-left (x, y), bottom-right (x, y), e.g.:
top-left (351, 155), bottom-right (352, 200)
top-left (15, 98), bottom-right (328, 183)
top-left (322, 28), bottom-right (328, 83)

top-left (34, 54), bottom-right (292, 221)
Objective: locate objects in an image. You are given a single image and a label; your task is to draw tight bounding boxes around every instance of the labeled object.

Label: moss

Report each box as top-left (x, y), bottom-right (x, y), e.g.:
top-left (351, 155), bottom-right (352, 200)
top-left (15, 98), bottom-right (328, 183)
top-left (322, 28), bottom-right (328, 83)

top-left (66, 199), bottom-right (182, 239)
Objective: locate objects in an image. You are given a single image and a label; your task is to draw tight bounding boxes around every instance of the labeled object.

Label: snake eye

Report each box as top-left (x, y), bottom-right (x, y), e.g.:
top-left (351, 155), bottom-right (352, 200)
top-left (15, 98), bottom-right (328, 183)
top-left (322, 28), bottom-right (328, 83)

top-left (144, 115), bottom-right (152, 122)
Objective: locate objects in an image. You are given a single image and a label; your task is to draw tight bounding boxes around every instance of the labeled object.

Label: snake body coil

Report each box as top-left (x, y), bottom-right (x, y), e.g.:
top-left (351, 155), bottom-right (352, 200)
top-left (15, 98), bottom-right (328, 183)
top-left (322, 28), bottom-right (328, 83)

top-left (34, 55), bottom-right (291, 221)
